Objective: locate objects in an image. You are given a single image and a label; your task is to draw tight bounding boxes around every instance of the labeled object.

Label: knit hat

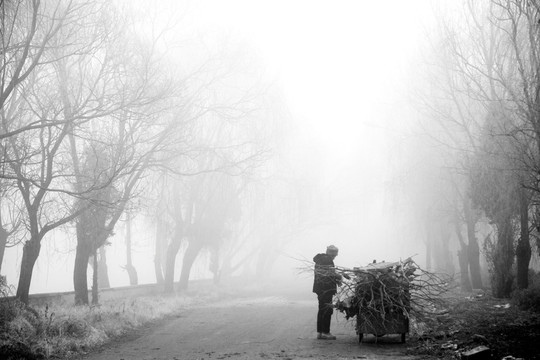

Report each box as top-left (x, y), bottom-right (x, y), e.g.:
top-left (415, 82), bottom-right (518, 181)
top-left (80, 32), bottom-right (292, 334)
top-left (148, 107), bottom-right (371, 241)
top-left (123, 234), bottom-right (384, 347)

top-left (326, 245), bottom-right (339, 256)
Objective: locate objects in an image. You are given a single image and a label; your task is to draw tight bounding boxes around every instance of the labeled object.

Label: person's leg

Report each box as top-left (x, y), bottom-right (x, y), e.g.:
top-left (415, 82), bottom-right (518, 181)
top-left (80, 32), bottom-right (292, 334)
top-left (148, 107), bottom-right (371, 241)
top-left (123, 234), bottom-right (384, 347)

top-left (316, 295), bottom-right (323, 334)
top-left (320, 292), bottom-right (334, 333)
top-left (317, 292), bottom-right (335, 339)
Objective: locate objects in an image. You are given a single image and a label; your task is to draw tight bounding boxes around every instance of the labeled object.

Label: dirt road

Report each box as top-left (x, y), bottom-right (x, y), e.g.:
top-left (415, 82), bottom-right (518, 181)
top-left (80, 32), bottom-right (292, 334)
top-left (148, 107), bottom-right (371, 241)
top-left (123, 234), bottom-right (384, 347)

top-left (79, 290), bottom-right (419, 360)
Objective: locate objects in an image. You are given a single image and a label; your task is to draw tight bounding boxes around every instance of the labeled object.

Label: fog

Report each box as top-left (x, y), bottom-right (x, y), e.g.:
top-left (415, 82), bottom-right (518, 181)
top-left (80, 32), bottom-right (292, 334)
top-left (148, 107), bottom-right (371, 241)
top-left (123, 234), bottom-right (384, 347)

top-left (2, 0), bottom-right (464, 297)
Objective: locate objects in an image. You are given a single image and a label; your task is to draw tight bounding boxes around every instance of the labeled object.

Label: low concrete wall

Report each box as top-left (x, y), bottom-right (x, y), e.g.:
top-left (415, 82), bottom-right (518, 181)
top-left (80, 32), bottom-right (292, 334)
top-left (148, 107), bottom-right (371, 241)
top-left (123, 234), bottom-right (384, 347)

top-left (3, 280), bottom-right (214, 307)
top-left (22, 283), bottom-right (161, 307)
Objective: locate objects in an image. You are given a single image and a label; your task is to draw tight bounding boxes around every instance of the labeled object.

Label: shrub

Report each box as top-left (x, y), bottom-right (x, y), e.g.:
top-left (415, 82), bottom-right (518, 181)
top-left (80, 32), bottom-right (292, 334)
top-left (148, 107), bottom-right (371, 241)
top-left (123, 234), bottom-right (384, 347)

top-left (528, 269), bottom-right (540, 287)
top-left (0, 305), bottom-right (45, 360)
top-left (0, 276), bottom-right (8, 296)
top-left (58, 318), bottom-right (90, 338)
top-left (0, 300), bottom-right (21, 327)
top-left (7, 317), bottom-right (36, 339)
top-left (0, 276), bottom-right (20, 326)
top-left (512, 285), bottom-right (540, 313)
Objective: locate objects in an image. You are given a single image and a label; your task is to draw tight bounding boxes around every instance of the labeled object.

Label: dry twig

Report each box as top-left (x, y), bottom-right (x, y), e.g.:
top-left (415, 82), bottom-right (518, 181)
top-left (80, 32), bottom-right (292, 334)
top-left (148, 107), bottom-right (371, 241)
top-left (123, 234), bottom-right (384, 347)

top-left (334, 258), bottom-right (451, 327)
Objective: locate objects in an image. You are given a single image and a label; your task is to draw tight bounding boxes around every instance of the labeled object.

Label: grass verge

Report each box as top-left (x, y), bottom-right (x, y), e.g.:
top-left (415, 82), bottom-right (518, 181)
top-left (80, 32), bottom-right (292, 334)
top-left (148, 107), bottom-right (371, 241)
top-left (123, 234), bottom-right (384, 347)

top-left (0, 290), bottom-right (213, 360)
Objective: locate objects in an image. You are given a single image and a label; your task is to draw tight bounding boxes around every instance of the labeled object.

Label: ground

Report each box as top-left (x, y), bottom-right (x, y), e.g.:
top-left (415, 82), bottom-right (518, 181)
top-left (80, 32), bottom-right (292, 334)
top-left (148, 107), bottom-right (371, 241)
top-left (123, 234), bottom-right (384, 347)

top-left (74, 288), bottom-right (416, 360)
top-left (72, 284), bottom-right (540, 360)
top-left (406, 290), bottom-right (540, 360)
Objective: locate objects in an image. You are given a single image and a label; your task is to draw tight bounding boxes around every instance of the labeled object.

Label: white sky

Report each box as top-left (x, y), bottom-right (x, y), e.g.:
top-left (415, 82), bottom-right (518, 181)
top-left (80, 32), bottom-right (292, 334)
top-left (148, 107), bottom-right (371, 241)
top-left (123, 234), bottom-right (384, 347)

top-left (187, 0), bottom-right (432, 150)
top-left (181, 0), bottom-right (435, 266)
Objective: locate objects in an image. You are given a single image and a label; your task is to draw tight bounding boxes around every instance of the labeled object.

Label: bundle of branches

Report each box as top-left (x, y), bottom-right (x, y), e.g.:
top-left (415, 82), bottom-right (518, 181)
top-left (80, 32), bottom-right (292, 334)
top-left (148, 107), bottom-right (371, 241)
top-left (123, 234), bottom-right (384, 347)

top-left (334, 258), bottom-right (450, 326)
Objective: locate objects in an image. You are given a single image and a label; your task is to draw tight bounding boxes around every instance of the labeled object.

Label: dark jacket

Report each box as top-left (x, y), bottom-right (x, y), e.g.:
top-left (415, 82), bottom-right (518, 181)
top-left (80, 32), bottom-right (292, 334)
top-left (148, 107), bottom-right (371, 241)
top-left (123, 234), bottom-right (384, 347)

top-left (312, 253), bottom-right (341, 296)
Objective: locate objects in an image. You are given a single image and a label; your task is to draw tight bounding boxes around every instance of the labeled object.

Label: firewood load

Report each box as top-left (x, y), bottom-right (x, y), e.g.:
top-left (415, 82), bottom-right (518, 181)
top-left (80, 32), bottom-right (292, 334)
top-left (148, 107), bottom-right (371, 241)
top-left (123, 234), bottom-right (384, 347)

top-left (334, 257), bottom-right (448, 328)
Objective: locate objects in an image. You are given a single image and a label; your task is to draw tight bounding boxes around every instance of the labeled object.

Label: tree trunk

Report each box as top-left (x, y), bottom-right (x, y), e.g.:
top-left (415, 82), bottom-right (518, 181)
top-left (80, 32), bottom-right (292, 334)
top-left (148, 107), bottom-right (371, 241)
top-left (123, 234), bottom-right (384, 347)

top-left (98, 246), bottom-right (110, 289)
top-left (125, 264), bottom-right (138, 286)
top-left (178, 241), bottom-right (202, 291)
top-left (73, 238), bottom-right (92, 305)
top-left (164, 229), bottom-right (183, 293)
top-left (492, 216), bottom-right (514, 298)
top-left (218, 255), bottom-right (233, 283)
top-left (154, 254), bottom-right (164, 284)
top-left (0, 226), bottom-right (7, 274)
top-left (125, 215), bottom-right (138, 285)
top-left (464, 197), bottom-right (483, 288)
top-left (436, 222), bottom-right (454, 274)
top-left (457, 248), bottom-right (472, 292)
top-left (16, 237), bottom-right (41, 304)
top-left (255, 246), bottom-right (278, 278)
top-left (0, 204), bottom-right (6, 274)
top-left (467, 239), bottom-right (482, 288)
top-left (425, 220), bottom-right (433, 271)
top-left (210, 246), bottom-right (220, 285)
top-left (91, 248), bottom-right (99, 305)
top-left (154, 217), bottom-right (166, 284)
top-left (454, 218), bottom-right (472, 292)
top-left (516, 187), bottom-right (531, 289)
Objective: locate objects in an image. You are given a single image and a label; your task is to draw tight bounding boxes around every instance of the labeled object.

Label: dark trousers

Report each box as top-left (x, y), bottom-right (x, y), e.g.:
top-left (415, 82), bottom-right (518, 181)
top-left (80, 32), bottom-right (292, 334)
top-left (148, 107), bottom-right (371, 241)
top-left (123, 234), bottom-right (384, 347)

top-left (317, 292), bottom-right (334, 333)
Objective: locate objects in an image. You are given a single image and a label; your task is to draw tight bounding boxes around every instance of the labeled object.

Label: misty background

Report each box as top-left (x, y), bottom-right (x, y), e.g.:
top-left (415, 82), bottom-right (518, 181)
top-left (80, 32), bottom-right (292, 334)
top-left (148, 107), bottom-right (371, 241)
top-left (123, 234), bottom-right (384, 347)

top-left (3, 0), bottom-right (539, 302)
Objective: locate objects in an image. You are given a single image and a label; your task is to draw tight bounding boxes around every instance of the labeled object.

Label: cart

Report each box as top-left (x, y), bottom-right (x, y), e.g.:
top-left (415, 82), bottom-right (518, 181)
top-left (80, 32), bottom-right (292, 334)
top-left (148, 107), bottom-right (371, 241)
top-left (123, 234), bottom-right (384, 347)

top-left (350, 262), bottom-right (411, 344)
top-left (356, 308), bottom-right (409, 343)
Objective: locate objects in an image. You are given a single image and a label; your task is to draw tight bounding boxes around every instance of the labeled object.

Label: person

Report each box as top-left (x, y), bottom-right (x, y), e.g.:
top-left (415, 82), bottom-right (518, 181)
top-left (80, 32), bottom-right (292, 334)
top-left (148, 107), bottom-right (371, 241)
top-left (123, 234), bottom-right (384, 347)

top-left (312, 245), bottom-right (343, 340)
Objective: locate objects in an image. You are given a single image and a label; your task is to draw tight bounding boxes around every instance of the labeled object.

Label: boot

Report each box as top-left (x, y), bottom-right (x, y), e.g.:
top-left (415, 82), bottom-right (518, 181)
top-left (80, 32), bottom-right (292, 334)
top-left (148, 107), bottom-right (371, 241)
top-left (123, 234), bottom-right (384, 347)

top-left (320, 332), bottom-right (336, 340)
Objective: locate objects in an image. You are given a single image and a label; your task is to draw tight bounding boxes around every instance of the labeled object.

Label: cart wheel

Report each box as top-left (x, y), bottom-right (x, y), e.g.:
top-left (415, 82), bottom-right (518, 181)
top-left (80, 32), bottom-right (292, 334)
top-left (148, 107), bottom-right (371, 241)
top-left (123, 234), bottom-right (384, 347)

top-left (358, 333), bottom-right (363, 343)
top-left (400, 333), bottom-right (406, 343)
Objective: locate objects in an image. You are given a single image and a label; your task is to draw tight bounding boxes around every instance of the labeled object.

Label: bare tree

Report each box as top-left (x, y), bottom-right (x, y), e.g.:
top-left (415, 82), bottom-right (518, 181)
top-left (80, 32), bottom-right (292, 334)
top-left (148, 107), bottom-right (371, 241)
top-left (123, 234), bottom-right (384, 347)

top-left (163, 152), bottom-right (258, 292)
top-left (152, 171), bottom-right (171, 284)
top-left (469, 110), bottom-right (520, 297)
top-left (122, 213), bottom-right (138, 286)
top-left (437, 0), bottom-right (540, 292)
top-left (49, 3), bottom-right (176, 304)
top-left (0, 1), bottom-right (87, 299)
top-left (0, 189), bottom-right (22, 273)
top-left (485, 0), bottom-right (540, 290)
top-left (156, 43), bottom-right (271, 292)
top-left (0, 1), bottom-right (89, 140)
top-left (406, 1), bottom-right (520, 291)
top-left (0, 0), bottom-right (172, 304)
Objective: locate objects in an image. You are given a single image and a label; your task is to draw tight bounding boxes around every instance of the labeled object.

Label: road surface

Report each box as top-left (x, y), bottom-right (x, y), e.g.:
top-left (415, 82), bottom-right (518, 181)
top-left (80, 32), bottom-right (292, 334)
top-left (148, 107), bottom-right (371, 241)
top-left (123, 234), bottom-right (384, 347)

top-left (79, 291), bottom-right (418, 360)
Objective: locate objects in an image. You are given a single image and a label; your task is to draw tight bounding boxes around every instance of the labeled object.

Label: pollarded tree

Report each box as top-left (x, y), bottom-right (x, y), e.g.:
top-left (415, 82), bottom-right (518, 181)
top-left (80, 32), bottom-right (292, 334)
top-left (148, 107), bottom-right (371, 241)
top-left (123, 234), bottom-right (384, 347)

top-left (469, 107), bottom-right (521, 298)
top-left (72, 145), bottom-right (119, 305)
top-left (178, 172), bottom-right (242, 290)
top-left (168, 113), bottom-right (268, 291)
top-left (481, 0), bottom-right (540, 289)
top-left (204, 88), bottom-right (293, 283)
top-left (159, 42), bottom-right (270, 293)
top-left (0, 0), bottom-right (61, 278)
top-left (139, 169), bottom-right (174, 285)
top-left (0, 0), bottom-right (172, 304)
top-left (416, 0), bottom-right (536, 291)
top-left (0, 1), bottom-right (117, 304)
top-left (411, 17), bottom-right (488, 289)
top-left (441, 0), bottom-right (540, 291)
top-left (163, 139), bottom-right (259, 292)
top-left (151, 171), bottom-right (173, 284)
top-left (53, 3), bottom-right (175, 304)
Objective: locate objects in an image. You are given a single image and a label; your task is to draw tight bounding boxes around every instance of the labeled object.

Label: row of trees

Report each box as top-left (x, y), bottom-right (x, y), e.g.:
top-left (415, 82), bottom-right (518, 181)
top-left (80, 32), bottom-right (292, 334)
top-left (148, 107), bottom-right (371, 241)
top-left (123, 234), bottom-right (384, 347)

top-left (0, 0), bottom-right (312, 305)
top-left (393, 0), bottom-right (540, 298)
